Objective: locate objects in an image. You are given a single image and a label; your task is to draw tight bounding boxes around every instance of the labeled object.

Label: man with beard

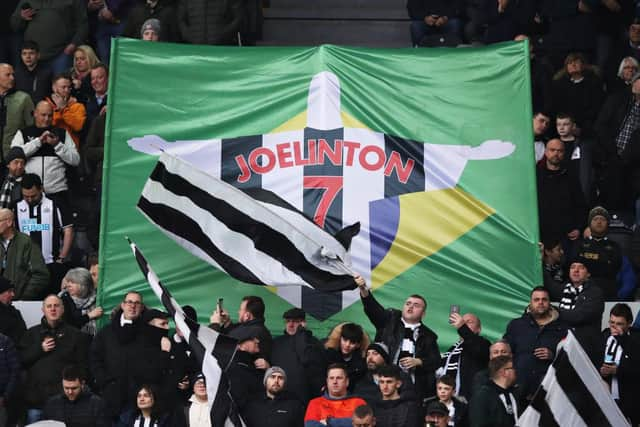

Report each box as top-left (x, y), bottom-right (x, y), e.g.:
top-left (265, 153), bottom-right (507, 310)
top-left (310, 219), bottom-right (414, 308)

top-left (242, 366), bottom-right (305, 427)
top-left (536, 138), bottom-right (587, 251)
top-left (504, 286), bottom-right (567, 401)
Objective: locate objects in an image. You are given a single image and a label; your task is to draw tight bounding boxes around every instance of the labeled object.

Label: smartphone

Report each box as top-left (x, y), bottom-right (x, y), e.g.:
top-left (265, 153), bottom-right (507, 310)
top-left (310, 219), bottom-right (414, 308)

top-left (449, 304), bottom-right (460, 323)
top-left (217, 298), bottom-right (224, 313)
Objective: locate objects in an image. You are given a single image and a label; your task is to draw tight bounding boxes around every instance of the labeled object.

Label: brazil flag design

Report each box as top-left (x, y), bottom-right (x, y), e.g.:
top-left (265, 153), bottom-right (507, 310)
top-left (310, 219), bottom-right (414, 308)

top-left (100, 39), bottom-right (539, 346)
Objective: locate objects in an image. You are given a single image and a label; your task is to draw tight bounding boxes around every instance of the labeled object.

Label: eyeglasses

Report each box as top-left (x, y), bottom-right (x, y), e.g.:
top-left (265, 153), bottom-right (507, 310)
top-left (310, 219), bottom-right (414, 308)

top-left (123, 300), bottom-right (142, 306)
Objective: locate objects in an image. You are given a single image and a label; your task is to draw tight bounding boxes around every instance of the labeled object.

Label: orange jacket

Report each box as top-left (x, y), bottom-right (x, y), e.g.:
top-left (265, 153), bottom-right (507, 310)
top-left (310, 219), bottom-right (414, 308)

top-left (46, 97), bottom-right (86, 148)
top-left (304, 394), bottom-right (367, 426)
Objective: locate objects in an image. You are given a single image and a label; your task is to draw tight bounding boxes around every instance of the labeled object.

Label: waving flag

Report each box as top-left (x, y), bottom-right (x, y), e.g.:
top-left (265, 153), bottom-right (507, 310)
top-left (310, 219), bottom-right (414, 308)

top-left (99, 40), bottom-right (539, 342)
top-left (128, 239), bottom-right (245, 427)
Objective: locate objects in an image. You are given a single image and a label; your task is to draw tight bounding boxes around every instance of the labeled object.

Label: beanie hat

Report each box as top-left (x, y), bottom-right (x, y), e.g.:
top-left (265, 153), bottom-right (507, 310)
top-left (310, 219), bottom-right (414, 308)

top-left (367, 342), bottom-right (391, 364)
top-left (5, 147), bottom-right (26, 164)
top-left (141, 18), bottom-right (161, 37)
top-left (282, 307), bottom-right (306, 320)
top-left (0, 277), bottom-right (14, 294)
top-left (263, 366), bottom-right (287, 386)
top-left (588, 206), bottom-right (610, 225)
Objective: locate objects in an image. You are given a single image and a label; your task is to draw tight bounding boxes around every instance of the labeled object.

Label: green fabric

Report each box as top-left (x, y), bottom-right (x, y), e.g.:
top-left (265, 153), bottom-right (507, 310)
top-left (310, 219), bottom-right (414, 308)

top-left (99, 39), bottom-right (540, 346)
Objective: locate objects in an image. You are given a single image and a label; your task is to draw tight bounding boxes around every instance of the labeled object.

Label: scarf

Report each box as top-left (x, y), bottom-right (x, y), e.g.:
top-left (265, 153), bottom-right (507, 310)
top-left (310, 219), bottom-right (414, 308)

top-left (559, 283), bottom-right (583, 311)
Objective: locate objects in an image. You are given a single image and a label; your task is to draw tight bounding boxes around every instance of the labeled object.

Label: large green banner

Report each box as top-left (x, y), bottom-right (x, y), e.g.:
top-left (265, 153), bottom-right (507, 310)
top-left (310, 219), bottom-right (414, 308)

top-left (100, 39), bottom-right (539, 347)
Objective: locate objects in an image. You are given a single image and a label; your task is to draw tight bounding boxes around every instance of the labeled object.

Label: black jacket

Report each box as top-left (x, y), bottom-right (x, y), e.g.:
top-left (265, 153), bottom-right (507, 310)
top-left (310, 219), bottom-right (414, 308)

top-left (227, 350), bottom-right (264, 410)
top-left (0, 302), bottom-right (27, 345)
top-left (177, 0), bottom-right (244, 45)
top-left (18, 318), bottom-right (88, 407)
top-left (598, 328), bottom-right (640, 425)
top-left (373, 396), bottom-right (420, 427)
top-left (242, 390), bottom-right (305, 427)
top-left (361, 293), bottom-right (440, 399)
top-left (595, 90), bottom-right (636, 160)
top-left (504, 310), bottom-right (567, 398)
top-left (43, 391), bottom-right (109, 427)
top-left (468, 381), bottom-right (518, 427)
top-left (449, 324), bottom-right (490, 400)
top-left (14, 62), bottom-right (52, 104)
top-left (271, 328), bottom-right (325, 403)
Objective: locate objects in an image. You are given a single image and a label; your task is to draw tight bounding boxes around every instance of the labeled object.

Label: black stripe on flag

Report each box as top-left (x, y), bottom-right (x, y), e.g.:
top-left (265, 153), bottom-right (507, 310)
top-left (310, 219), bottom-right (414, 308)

top-left (528, 388), bottom-right (560, 427)
top-left (552, 348), bottom-right (611, 427)
top-left (129, 240), bottom-right (244, 427)
top-left (142, 160), bottom-right (356, 292)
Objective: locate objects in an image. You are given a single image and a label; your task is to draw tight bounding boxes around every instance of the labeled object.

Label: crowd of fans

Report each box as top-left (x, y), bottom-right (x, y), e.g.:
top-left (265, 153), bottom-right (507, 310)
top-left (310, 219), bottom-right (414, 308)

top-left (1, 0), bottom-right (640, 426)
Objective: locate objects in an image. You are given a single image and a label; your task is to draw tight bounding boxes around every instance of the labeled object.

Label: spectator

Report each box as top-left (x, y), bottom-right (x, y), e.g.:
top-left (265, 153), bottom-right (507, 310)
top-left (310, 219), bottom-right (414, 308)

top-left (609, 56), bottom-right (639, 94)
top-left (0, 276), bottom-right (27, 344)
top-left (0, 332), bottom-right (19, 427)
top-left (304, 363), bottom-right (367, 427)
top-left (141, 19), bottom-right (161, 42)
top-left (0, 208), bottom-right (49, 300)
top-left (595, 71), bottom-right (640, 209)
top-left (0, 147), bottom-right (26, 209)
top-left (183, 373), bottom-right (209, 427)
top-left (545, 257), bottom-right (605, 364)
top-left (353, 342), bottom-right (414, 402)
top-left (94, 0), bottom-right (134, 66)
top-left (271, 307), bottom-right (325, 404)
top-left (43, 364), bottom-right (109, 427)
top-left (516, 36), bottom-right (554, 116)
top-left (177, 0), bottom-right (244, 45)
top-left (437, 312), bottom-right (490, 400)
top-left (242, 366), bottom-right (305, 427)
top-left (468, 356), bottom-right (518, 427)
top-left (532, 111), bottom-right (551, 162)
top-left (422, 375), bottom-right (468, 427)
top-left (576, 206), bottom-right (636, 300)
top-left (536, 138), bottom-right (587, 251)
top-left (124, 0), bottom-right (180, 43)
top-left (83, 64), bottom-right (108, 143)
top-left (542, 235), bottom-right (565, 286)
top-left (10, 0), bottom-right (89, 75)
top-left (324, 322), bottom-right (369, 389)
top-left (90, 291), bottom-right (146, 420)
top-left (116, 384), bottom-right (170, 427)
top-left (598, 303), bottom-right (640, 425)
top-left (18, 294), bottom-right (88, 424)
top-left (551, 53), bottom-right (605, 136)
top-left (45, 74), bottom-right (86, 148)
top-left (11, 102), bottom-right (80, 201)
top-left (555, 113), bottom-right (596, 205)
top-left (423, 401), bottom-right (450, 427)
top-left (14, 41), bottom-right (53, 104)
top-left (0, 63), bottom-right (34, 162)
top-left (15, 173), bottom-right (74, 295)
top-left (59, 267), bottom-right (103, 335)
top-left (370, 365), bottom-right (419, 427)
top-left (352, 405), bottom-right (376, 427)
top-left (470, 340), bottom-right (512, 396)
top-left (227, 326), bottom-right (264, 412)
top-left (70, 45), bottom-right (99, 104)
top-left (210, 295), bottom-right (272, 364)
top-left (503, 286), bottom-right (567, 401)
top-left (407, 0), bottom-right (461, 47)
top-left (357, 277), bottom-right (440, 401)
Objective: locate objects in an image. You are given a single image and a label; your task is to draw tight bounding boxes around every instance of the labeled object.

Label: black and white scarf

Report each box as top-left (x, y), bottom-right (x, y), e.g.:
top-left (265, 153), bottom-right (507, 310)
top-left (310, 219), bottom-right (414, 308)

top-left (0, 175), bottom-right (19, 208)
top-left (559, 283), bottom-right (583, 310)
top-left (441, 340), bottom-right (464, 393)
top-left (604, 335), bottom-right (624, 399)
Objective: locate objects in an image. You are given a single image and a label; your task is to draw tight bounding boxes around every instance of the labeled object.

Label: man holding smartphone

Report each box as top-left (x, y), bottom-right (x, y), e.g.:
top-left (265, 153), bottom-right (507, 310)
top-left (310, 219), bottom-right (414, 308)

top-left (357, 276), bottom-right (440, 401)
top-left (406, 0), bottom-right (462, 46)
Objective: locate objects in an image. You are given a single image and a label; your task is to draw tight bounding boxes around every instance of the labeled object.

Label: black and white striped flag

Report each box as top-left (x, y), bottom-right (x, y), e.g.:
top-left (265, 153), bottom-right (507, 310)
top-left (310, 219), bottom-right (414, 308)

top-left (137, 151), bottom-right (360, 293)
top-left (518, 331), bottom-right (630, 427)
top-left (128, 239), bottom-right (245, 427)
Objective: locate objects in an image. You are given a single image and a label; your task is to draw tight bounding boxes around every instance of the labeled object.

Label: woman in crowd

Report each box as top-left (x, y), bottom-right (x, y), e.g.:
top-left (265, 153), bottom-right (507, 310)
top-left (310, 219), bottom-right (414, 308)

top-left (324, 322), bottom-right (369, 389)
top-left (116, 384), bottom-right (171, 427)
top-left (70, 45), bottom-right (100, 103)
top-left (59, 267), bottom-right (103, 336)
top-left (183, 373), bottom-right (210, 427)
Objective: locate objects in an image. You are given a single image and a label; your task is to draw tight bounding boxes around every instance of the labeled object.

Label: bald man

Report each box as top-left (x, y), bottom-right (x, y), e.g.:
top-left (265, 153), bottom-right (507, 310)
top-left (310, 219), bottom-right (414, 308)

top-left (10, 100), bottom-right (79, 200)
top-left (438, 311), bottom-right (491, 400)
top-left (0, 207), bottom-right (49, 300)
top-left (0, 63), bottom-right (34, 161)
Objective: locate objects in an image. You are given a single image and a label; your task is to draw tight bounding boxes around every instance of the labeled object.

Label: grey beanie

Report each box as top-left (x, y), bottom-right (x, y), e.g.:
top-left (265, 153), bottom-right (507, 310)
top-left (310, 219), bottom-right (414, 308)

top-left (141, 18), bottom-right (161, 37)
top-left (263, 366), bottom-right (287, 386)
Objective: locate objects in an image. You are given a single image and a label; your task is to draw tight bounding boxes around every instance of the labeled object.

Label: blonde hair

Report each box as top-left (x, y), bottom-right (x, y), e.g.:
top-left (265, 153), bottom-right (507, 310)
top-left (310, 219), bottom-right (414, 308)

top-left (618, 56), bottom-right (639, 80)
top-left (73, 45), bottom-right (100, 74)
